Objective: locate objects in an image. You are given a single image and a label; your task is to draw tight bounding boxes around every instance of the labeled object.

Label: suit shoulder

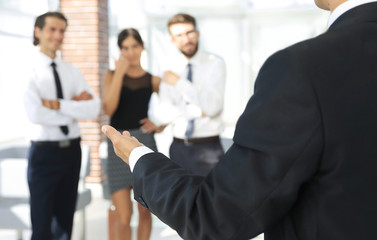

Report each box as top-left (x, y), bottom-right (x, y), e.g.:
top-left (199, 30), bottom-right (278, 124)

top-left (279, 28), bottom-right (352, 62)
top-left (263, 30), bottom-right (338, 73)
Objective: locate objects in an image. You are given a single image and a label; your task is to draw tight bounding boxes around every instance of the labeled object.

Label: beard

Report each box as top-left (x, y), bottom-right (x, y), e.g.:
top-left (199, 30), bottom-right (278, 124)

top-left (180, 42), bottom-right (199, 58)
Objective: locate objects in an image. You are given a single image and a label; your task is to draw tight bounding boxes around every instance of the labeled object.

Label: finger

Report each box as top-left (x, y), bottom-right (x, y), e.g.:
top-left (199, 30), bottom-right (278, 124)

top-left (140, 121), bottom-right (151, 128)
top-left (142, 125), bottom-right (154, 133)
top-left (119, 54), bottom-right (126, 62)
top-left (113, 56), bottom-right (119, 67)
top-left (122, 131), bottom-right (131, 137)
top-left (139, 118), bottom-right (148, 123)
top-left (102, 125), bottom-right (121, 141)
top-left (83, 92), bottom-right (92, 99)
top-left (140, 126), bottom-right (149, 133)
top-left (144, 129), bottom-right (153, 133)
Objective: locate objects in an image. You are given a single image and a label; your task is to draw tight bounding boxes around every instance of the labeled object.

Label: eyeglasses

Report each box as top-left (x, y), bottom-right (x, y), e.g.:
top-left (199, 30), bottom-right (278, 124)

top-left (172, 29), bottom-right (197, 41)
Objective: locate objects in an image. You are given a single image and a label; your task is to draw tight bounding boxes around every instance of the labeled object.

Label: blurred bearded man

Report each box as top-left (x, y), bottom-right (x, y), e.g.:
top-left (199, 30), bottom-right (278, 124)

top-left (158, 13), bottom-right (227, 176)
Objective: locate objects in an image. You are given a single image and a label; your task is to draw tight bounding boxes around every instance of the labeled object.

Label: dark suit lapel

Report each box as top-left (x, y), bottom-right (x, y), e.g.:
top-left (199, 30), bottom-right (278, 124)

top-left (329, 2), bottom-right (377, 31)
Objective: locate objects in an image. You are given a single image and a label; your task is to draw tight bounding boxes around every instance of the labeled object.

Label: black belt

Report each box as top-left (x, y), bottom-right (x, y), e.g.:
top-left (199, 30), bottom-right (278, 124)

top-left (173, 136), bottom-right (220, 145)
top-left (31, 137), bottom-right (81, 148)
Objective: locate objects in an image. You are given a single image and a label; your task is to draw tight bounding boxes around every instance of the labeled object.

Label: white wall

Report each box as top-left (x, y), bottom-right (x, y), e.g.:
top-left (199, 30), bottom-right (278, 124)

top-left (0, 5), bottom-right (41, 143)
top-left (0, 0), bottom-right (59, 144)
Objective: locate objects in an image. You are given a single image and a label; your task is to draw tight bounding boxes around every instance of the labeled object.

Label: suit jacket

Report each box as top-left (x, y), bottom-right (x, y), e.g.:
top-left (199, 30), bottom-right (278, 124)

top-left (133, 3), bottom-right (377, 239)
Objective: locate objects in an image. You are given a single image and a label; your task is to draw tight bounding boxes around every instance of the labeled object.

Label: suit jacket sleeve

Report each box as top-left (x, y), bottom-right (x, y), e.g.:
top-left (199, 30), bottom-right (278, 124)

top-left (132, 49), bottom-right (324, 240)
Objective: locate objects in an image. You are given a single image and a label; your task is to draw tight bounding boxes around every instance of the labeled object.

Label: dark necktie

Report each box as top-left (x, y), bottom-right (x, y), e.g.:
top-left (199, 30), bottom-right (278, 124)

top-left (51, 62), bottom-right (69, 135)
top-left (185, 63), bottom-right (195, 138)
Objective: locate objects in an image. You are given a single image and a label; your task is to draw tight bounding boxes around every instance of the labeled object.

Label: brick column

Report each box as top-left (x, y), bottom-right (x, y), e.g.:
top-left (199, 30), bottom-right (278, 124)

top-left (60, 0), bottom-right (109, 183)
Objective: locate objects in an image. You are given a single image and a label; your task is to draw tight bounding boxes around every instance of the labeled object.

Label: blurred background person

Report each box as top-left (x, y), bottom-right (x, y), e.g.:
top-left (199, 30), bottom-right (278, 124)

top-left (158, 13), bottom-right (226, 176)
top-left (103, 28), bottom-right (163, 240)
top-left (23, 11), bottom-right (100, 240)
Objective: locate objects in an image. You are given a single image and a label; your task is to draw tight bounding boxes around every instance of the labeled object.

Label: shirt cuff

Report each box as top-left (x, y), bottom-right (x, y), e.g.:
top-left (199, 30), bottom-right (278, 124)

top-left (129, 146), bottom-right (154, 172)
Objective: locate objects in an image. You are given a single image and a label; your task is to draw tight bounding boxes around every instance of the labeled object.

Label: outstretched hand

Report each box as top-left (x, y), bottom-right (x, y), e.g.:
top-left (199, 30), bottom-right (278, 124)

top-left (102, 125), bottom-right (143, 165)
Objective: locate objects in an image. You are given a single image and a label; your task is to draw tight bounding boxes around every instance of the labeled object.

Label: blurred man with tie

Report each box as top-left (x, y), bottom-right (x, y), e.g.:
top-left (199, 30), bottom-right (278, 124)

top-left (23, 12), bottom-right (100, 240)
top-left (160, 13), bottom-right (226, 176)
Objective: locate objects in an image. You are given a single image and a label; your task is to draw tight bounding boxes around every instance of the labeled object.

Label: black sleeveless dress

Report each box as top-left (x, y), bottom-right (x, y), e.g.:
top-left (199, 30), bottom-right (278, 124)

top-left (107, 72), bottom-right (158, 194)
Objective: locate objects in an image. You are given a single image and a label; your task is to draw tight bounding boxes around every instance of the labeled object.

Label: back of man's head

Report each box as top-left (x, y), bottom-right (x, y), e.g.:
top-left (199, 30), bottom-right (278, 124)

top-left (33, 11), bottom-right (67, 46)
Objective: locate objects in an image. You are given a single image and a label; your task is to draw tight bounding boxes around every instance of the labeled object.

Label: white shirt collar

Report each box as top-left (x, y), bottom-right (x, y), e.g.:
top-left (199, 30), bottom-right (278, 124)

top-left (328, 0), bottom-right (377, 27)
top-left (186, 50), bottom-right (203, 66)
top-left (36, 47), bottom-right (60, 67)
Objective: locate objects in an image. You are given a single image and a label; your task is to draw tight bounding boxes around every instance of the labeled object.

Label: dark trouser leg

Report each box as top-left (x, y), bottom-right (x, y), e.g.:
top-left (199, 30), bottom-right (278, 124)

top-left (51, 143), bottom-right (81, 240)
top-left (27, 143), bottom-right (81, 240)
top-left (28, 145), bottom-right (62, 240)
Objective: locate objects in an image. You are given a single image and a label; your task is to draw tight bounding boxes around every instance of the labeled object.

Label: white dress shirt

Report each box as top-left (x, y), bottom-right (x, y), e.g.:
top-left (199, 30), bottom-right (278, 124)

top-left (130, 1), bottom-right (376, 172)
top-left (129, 50), bottom-right (226, 171)
top-left (156, 50), bottom-right (226, 139)
top-left (23, 50), bottom-right (100, 141)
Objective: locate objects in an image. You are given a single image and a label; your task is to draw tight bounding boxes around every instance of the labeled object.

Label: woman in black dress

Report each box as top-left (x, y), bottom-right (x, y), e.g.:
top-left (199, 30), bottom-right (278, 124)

top-left (104, 28), bottom-right (163, 240)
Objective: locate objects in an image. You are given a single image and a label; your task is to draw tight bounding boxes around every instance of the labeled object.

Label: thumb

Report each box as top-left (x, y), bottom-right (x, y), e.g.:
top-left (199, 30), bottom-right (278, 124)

top-left (102, 125), bottom-right (120, 141)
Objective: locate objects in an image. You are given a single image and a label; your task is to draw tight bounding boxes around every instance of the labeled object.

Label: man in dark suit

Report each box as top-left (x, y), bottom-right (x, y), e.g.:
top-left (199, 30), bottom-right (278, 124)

top-left (103, 0), bottom-right (377, 239)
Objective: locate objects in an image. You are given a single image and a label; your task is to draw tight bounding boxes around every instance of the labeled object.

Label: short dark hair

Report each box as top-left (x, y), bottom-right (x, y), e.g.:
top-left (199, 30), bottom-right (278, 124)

top-left (117, 28), bottom-right (144, 49)
top-left (33, 12), bottom-right (68, 46)
top-left (167, 13), bottom-right (196, 31)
